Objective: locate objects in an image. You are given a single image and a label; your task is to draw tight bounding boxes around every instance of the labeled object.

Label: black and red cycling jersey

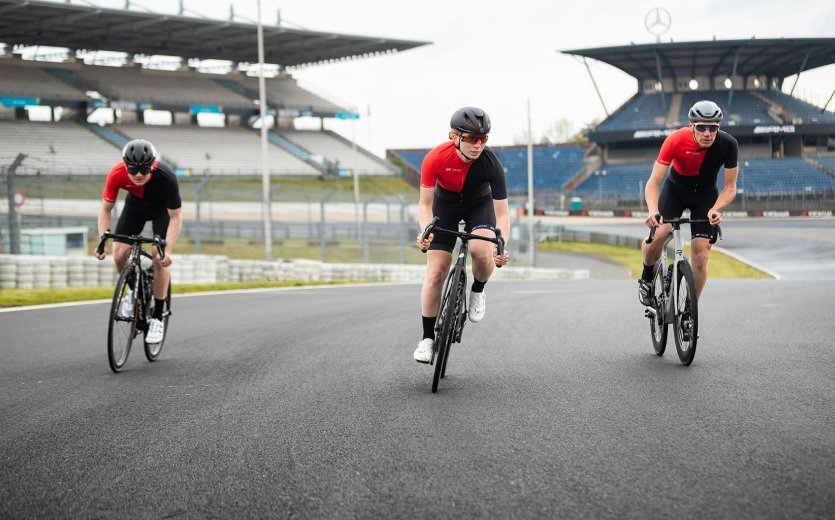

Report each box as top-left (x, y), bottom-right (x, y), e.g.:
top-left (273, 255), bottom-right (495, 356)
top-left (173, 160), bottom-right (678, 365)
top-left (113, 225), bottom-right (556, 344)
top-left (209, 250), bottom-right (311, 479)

top-left (657, 127), bottom-right (738, 192)
top-left (420, 141), bottom-right (507, 200)
top-left (103, 160), bottom-right (182, 210)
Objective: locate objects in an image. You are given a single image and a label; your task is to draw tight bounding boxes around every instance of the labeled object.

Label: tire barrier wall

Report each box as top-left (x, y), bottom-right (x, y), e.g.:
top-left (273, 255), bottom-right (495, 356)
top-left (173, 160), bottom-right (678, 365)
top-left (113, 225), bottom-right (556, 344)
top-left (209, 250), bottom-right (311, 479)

top-left (0, 254), bottom-right (589, 289)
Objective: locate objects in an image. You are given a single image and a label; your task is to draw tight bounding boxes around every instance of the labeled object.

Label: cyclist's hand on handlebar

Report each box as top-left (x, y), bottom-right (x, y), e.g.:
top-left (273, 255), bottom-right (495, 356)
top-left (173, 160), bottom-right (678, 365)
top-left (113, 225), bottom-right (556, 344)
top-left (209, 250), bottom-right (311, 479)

top-left (708, 210), bottom-right (722, 226)
top-left (92, 247), bottom-right (107, 260)
top-left (416, 232), bottom-right (434, 251)
top-left (494, 248), bottom-right (509, 267)
top-left (159, 253), bottom-right (173, 268)
top-left (645, 212), bottom-right (663, 228)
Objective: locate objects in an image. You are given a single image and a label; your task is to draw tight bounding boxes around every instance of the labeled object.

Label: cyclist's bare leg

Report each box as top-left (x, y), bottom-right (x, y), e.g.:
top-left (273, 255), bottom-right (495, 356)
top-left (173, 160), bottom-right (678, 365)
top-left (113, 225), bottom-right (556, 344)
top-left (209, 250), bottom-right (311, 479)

top-left (641, 223), bottom-right (672, 267)
top-left (112, 242), bottom-right (131, 273)
top-left (151, 252), bottom-right (170, 300)
top-left (689, 237), bottom-right (711, 299)
top-left (469, 228), bottom-right (496, 282)
top-left (421, 250), bottom-right (453, 317)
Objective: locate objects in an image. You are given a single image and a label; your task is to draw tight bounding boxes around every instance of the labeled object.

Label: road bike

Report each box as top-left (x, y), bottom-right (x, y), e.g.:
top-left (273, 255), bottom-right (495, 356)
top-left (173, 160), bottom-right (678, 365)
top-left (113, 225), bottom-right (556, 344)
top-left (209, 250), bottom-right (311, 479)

top-left (96, 231), bottom-right (171, 373)
top-left (420, 217), bottom-right (504, 392)
top-left (644, 215), bottom-right (720, 366)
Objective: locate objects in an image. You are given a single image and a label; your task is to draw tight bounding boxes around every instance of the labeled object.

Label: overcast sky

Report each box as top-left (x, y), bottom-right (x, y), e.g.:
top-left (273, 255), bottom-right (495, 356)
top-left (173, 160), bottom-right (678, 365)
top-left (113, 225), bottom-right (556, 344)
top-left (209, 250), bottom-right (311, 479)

top-left (34, 1), bottom-right (835, 155)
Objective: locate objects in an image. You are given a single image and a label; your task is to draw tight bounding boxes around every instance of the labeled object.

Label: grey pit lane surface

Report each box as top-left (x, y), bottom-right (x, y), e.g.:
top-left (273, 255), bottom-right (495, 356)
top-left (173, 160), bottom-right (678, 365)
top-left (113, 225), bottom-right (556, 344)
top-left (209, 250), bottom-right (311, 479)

top-left (1, 279), bottom-right (833, 519)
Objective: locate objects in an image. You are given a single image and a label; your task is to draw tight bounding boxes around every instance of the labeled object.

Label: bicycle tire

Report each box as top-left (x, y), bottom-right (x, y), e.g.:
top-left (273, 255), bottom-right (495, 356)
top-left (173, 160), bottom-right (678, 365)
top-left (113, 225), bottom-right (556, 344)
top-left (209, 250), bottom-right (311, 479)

top-left (441, 269), bottom-right (466, 379)
top-left (674, 261), bottom-right (698, 366)
top-left (432, 268), bottom-right (460, 393)
top-left (108, 264), bottom-right (138, 373)
top-left (144, 280), bottom-right (172, 362)
top-left (649, 261), bottom-right (668, 356)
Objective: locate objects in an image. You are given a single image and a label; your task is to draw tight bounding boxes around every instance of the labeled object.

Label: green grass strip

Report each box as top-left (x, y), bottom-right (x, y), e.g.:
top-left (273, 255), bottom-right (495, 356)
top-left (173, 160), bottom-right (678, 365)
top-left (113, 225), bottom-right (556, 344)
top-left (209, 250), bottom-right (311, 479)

top-left (538, 240), bottom-right (773, 279)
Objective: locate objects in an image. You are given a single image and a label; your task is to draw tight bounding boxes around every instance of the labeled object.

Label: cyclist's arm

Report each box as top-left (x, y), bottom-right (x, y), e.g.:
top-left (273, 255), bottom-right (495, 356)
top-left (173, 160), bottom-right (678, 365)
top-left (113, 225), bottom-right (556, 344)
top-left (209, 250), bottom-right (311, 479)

top-left (493, 198), bottom-right (509, 245)
top-left (94, 201), bottom-right (115, 259)
top-left (644, 161), bottom-right (668, 225)
top-left (164, 207), bottom-right (182, 257)
top-left (708, 166), bottom-right (738, 224)
top-left (417, 186), bottom-right (434, 231)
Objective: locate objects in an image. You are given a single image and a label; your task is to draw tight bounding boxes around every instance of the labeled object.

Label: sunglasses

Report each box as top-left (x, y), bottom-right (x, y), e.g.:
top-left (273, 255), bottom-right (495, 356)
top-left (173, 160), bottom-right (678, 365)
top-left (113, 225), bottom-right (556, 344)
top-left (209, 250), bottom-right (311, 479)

top-left (458, 133), bottom-right (489, 144)
top-left (127, 164), bottom-right (152, 175)
top-left (694, 124), bottom-right (719, 133)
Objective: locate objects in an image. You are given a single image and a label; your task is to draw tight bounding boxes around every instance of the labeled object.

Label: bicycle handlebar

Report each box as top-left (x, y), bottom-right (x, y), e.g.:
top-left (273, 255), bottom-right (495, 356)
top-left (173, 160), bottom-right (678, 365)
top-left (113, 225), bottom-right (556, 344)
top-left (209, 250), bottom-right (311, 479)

top-left (96, 230), bottom-right (166, 259)
top-left (420, 217), bottom-right (506, 266)
top-left (645, 213), bottom-right (722, 245)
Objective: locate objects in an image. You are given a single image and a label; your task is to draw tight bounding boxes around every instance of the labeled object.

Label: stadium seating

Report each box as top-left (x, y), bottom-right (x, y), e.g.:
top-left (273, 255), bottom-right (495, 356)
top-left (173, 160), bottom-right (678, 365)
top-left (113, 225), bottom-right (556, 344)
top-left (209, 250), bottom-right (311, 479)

top-left (233, 75), bottom-right (343, 114)
top-left (0, 62), bottom-right (87, 102)
top-left (572, 162), bottom-right (652, 197)
top-left (115, 124), bottom-right (321, 176)
top-left (758, 90), bottom-right (835, 124)
top-left (596, 94), bottom-right (668, 131)
top-left (0, 120), bottom-right (119, 174)
top-left (74, 66), bottom-right (254, 108)
top-left (280, 129), bottom-right (398, 176)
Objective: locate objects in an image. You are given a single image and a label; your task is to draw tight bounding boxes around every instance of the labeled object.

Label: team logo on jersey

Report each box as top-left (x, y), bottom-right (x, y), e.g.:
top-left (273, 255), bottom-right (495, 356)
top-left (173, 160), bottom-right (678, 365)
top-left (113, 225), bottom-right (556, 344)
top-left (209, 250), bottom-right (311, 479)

top-left (445, 167), bottom-right (463, 172)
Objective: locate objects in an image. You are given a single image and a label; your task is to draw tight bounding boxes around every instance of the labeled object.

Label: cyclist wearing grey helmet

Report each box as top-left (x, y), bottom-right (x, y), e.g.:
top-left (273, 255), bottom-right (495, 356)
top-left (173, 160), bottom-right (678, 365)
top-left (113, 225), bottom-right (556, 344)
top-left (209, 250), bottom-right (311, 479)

top-left (413, 107), bottom-right (510, 363)
top-left (93, 139), bottom-right (182, 344)
top-left (638, 100), bottom-right (738, 306)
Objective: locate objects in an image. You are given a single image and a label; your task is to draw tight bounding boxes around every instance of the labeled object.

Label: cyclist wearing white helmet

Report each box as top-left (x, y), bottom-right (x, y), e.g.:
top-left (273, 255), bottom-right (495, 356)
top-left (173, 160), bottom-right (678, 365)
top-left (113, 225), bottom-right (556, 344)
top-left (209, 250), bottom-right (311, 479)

top-left (93, 139), bottom-right (182, 344)
top-left (638, 100), bottom-right (739, 306)
top-left (413, 107), bottom-right (510, 363)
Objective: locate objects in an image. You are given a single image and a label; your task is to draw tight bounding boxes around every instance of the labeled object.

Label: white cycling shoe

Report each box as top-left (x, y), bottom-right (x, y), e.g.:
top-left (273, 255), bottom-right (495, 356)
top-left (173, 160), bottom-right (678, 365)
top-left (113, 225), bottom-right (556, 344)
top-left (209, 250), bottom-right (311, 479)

top-left (414, 338), bottom-right (433, 364)
top-left (468, 290), bottom-right (486, 323)
top-left (146, 318), bottom-right (165, 344)
top-left (118, 290), bottom-right (134, 319)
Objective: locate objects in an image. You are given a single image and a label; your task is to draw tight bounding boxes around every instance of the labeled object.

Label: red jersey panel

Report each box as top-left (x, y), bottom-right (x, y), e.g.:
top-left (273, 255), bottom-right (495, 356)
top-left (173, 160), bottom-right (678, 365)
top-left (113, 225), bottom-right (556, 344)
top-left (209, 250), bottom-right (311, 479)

top-left (102, 160), bottom-right (158, 203)
top-left (656, 128), bottom-right (706, 177)
top-left (420, 141), bottom-right (472, 192)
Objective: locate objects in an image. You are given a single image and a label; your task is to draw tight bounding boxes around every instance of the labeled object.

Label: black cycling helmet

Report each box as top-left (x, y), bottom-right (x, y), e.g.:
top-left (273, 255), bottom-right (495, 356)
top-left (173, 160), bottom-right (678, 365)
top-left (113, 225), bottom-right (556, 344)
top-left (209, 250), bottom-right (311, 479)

top-left (122, 139), bottom-right (157, 167)
top-left (688, 100), bottom-right (723, 122)
top-left (450, 107), bottom-right (491, 134)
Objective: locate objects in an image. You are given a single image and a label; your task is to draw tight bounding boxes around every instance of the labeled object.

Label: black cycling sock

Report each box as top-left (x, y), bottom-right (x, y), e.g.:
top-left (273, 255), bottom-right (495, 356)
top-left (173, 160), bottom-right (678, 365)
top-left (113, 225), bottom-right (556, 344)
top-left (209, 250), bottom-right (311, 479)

top-left (471, 278), bottom-right (487, 293)
top-left (422, 316), bottom-right (436, 340)
top-left (153, 298), bottom-right (165, 320)
top-left (641, 264), bottom-right (654, 281)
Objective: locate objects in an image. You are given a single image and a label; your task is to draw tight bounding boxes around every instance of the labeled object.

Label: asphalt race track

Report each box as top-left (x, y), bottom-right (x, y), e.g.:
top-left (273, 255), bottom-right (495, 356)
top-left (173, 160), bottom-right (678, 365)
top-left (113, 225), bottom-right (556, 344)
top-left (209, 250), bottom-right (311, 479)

top-left (2, 277), bottom-right (833, 519)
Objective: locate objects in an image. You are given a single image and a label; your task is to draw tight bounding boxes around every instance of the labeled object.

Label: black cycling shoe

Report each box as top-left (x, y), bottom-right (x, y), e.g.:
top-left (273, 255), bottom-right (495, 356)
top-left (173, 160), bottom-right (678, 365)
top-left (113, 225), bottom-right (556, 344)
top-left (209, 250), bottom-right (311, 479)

top-left (638, 279), bottom-right (653, 306)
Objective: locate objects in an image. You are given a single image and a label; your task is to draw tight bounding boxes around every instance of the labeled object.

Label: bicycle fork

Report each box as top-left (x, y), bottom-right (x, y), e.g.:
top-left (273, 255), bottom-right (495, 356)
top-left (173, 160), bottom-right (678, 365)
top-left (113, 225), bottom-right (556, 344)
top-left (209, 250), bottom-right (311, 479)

top-left (644, 229), bottom-right (685, 324)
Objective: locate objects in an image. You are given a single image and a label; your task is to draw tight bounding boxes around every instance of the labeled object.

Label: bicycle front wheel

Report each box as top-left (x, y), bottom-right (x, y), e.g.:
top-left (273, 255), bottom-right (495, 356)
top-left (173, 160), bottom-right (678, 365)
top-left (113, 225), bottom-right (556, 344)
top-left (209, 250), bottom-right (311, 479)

top-left (108, 265), bottom-right (137, 373)
top-left (144, 280), bottom-right (171, 362)
top-left (649, 262), bottom-right (668, 356)
top-left (432, 268), bottom-right (460, 393)
top-left (673, 261), bottom-right (698, 366)
top-left (440, 269), bottom-right (466, 379)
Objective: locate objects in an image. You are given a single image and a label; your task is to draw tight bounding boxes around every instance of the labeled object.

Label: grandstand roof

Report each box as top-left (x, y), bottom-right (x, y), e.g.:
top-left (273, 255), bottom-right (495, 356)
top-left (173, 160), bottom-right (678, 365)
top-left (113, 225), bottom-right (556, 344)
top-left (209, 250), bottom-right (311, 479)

top-left (563, 38), bottom-right (835, 81)
top-left (0, 0), bottom-right (430, 67)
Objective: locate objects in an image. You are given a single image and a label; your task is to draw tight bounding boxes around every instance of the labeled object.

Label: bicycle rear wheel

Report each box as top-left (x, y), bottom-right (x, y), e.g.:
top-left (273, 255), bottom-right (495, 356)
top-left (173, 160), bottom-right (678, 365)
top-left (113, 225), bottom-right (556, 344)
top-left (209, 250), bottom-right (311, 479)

top-left (432, 268), bottom-right (460, 393)
top-left (649, 262), bottom-right (668, 356)
top-left (673, 261), bottom-right (698, 365)
top-left (108, 265), bottom-right (137, 373)
top-left (144, 280), bottom-right (171, 362)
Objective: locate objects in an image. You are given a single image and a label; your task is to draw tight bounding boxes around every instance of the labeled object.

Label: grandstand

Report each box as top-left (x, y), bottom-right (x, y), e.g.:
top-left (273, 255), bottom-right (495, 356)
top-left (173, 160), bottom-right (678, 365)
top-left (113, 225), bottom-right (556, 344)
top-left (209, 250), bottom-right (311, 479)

top-left (0, 0), bottom-right (429, 180)
top-left (558, 38), bottom-right (835, 212)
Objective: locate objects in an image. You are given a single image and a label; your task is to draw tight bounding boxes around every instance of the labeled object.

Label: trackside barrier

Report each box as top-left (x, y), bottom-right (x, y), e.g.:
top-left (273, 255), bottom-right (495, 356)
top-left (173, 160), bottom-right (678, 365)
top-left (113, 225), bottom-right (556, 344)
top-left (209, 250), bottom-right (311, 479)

top-left (0, 254), bottom-right (589, 289)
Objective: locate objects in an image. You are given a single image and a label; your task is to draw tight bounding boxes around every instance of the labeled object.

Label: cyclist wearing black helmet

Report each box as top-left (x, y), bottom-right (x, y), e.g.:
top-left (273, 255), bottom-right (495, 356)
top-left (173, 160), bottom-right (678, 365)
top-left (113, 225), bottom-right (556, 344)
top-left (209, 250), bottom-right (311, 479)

top-left (413, 107), bottom-right (510, 363)
top-left (638, 100), bottom-right (738, 306)
top-left (93, 139), bottom-right (182, 344)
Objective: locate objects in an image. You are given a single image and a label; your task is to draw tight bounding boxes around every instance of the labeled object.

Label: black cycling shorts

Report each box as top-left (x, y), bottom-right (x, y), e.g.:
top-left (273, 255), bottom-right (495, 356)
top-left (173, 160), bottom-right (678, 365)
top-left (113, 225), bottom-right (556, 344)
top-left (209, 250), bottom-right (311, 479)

top-left (658, 178), bottom-right (718, 240)
top-left (429, 185), bottom-right (497, 252)
top-left (114, 199), bottom-right (170, 244)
